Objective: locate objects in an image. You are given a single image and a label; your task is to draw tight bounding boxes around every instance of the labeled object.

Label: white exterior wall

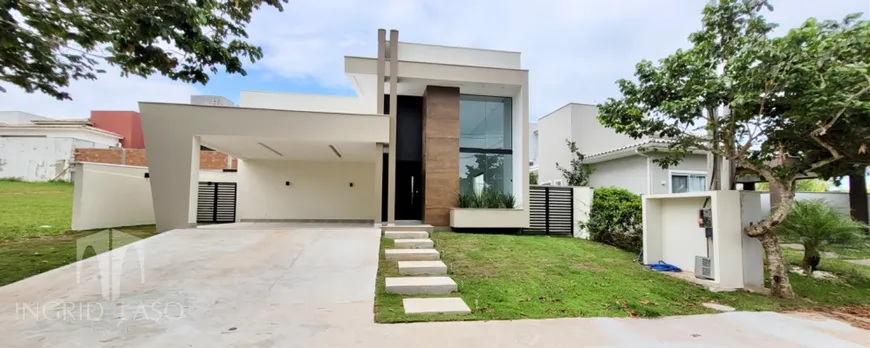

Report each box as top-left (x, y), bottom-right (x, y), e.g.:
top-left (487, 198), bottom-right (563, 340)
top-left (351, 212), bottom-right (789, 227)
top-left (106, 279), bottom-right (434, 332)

top-left (71, 163), bottom-right (236, 231)
top-left (587, 155), bottom-right (648, 194)
top-left (239, 91), bottom-right (371, 114)
top-left (569, 104), bottom-right (645, 156)
top-left (650, 153), bottom-right (708, 194)
top-left (395, 42), bottom-right (521, 69)
top-left (0, 128), bottom-right (120, 147)
top-left (237, 160), bottom-right (376, 221)
top-left (0, 138), bottom-right (75, 181)
top-left (573, 187), bottom-right (594, 239)
top-left (529, 123), bottom-right (538, 165)
top-left (536, 106), bottom-right (573, 184)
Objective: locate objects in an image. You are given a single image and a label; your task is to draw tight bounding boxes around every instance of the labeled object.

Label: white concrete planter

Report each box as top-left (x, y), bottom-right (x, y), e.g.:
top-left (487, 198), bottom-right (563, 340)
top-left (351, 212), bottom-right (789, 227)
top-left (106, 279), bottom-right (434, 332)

top-left (449, 208), bottom-right (527, 228)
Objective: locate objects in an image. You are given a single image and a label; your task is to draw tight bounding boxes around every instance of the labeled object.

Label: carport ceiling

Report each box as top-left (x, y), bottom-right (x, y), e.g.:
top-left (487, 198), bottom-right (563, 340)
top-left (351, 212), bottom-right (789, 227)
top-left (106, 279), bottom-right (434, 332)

top-left (200, 135), bottom-right (378, 162)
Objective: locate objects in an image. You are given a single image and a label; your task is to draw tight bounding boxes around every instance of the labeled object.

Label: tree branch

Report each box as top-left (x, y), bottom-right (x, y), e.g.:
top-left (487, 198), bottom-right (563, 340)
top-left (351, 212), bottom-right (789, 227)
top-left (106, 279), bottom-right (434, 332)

top-left (816, 74), bottom-right (870, 135)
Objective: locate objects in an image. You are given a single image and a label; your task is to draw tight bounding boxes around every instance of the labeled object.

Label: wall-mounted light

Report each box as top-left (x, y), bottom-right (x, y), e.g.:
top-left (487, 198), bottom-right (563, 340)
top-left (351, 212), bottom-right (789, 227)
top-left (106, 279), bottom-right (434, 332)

top-left (258, 142), bottom-right (284, 157)
top-left (329, 145), bottom-right (342, 158)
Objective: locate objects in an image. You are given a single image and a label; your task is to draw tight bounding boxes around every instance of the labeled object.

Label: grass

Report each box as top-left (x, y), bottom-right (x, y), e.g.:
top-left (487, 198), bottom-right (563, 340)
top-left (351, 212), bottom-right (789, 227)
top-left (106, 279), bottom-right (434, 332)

top-left (0, 180), bottom-right (75, 241)
top-left (374, 232), bottom-right (870, 323)
top-left (0, 181), bottom-right (158, 286)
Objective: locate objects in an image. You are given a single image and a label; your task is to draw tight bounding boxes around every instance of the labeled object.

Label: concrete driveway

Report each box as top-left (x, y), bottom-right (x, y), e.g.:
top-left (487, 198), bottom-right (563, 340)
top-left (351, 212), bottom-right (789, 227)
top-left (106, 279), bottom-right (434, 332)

top-left (0, 223), bottom-right (867, 347)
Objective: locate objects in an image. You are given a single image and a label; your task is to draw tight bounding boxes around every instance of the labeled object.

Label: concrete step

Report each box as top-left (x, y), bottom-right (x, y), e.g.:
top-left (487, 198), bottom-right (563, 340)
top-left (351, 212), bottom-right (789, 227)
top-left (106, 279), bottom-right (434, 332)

top-left (384, 231), bottom-right (429, 239)
top-left (382, 225), bottom-right (434, 233)
top-left (385, 276), bottom-right (457, 295)
top-left (403, 297), bottom-right (471, 315)
top-left (398, 261), bottom-right (447, 275)
top-left (393, 238), bottom-right (434, 249)
top-left (384, 249), bottom-right (440, 261)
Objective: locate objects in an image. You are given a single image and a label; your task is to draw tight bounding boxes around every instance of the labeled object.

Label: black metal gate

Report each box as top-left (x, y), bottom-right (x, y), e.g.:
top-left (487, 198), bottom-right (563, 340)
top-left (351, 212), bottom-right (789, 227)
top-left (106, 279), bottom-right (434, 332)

top-left (197, 182), bottom-right (237, 223)
top-left (529, 185), bottom-right (573, 236)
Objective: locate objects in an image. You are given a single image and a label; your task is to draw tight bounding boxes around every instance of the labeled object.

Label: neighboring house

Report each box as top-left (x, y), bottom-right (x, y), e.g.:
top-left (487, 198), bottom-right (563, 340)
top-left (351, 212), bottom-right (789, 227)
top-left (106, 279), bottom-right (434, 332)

top-left (536, 103), bottom-right (707, 195)
top-left (139, 30), bottom-right (530, 232)
top-left (0, 113), bottom-right (123, 181)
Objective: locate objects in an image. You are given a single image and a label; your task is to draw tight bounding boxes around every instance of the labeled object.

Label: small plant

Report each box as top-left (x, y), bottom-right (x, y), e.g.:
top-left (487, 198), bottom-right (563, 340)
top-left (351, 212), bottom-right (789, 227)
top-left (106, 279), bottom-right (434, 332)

top-left (457, 188), bottom-right (515, 209)
top-left (556, 140), bottom-right (595, 186)
top-left (774, 199), bottom-right (867, 275)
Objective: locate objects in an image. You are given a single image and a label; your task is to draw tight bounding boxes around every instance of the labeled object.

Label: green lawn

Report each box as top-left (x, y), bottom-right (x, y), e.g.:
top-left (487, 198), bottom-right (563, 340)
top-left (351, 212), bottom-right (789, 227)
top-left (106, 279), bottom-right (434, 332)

top-left (0, 180), bottom-right (75, 241)
top-left (375, 232), bottom-right (870, 323)
top-left (0, 180), bottom-right (157, 286)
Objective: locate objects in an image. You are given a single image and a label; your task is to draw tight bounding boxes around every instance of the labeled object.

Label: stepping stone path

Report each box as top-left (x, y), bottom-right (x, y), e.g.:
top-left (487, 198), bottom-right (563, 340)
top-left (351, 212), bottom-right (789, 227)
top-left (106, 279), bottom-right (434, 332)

top-left (382, 225), bottom-right (471, 315)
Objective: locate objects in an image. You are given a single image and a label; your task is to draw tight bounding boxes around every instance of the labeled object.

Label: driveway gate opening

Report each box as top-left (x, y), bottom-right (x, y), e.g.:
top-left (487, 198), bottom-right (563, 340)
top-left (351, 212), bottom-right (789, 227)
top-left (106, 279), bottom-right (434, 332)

top-left (529, 185), bottom-right (573, 236)
top-left (197, 182), bottom-right (237, 223)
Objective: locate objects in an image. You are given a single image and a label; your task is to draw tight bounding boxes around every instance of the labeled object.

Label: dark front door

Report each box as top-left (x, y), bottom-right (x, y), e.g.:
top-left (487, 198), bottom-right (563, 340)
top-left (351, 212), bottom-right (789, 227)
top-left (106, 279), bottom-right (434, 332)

top-left (395, 160), bottom-right (422, 220)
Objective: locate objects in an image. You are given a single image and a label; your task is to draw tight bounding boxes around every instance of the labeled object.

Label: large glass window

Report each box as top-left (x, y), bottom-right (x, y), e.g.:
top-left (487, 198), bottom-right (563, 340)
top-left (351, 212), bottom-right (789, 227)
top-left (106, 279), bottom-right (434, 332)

top-left (671, 172), bottom-right (707, 193)
top-left (459, 95), bottom-right (513, 195)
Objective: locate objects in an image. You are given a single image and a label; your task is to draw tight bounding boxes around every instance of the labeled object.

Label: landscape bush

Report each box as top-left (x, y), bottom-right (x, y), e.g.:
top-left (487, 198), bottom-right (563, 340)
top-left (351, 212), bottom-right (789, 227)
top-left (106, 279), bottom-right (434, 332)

top-left (457, 188), bottom-right (516, 209)
top-left (580, 187), bottom-right (643, 253)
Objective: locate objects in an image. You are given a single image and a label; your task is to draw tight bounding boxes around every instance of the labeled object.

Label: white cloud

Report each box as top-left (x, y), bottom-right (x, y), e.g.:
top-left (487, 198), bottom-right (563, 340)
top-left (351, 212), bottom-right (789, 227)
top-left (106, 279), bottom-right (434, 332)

top-left (0, 66), bottom-right (199, 119)
top-left (1, 0), bottom-right (866, 120)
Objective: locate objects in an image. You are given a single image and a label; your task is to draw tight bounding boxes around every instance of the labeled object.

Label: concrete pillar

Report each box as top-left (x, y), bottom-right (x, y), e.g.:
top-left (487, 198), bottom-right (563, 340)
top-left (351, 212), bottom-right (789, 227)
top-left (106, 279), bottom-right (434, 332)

top-left (375, 143), bottom-right (384, 224)
top-left (377, 29), bottom-right (385, 115)
top-left (142, 133), bottom-right (200, 233)
top-left (387, 29), bottom-right (399, 223)
top-left (849, 170), bottom-right (869, 225)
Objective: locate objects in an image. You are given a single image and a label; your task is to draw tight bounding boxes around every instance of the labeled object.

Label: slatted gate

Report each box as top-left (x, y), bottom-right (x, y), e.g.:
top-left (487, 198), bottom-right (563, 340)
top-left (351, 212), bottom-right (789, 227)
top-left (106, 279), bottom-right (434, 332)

top-left (197, 182), bottom-right (237, 223)
top-left (529, 185), bottom-right (574, 236)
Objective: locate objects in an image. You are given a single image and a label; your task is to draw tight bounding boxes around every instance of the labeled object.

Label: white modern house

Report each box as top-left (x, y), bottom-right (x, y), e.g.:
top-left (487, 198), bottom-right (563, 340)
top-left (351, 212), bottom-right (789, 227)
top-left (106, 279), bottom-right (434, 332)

top-left (140, 30), bottom-right (530, 233)
top-left (0, 111), bottom-right (122, 181)
top-left (535, 103), bottom-right (707, 194)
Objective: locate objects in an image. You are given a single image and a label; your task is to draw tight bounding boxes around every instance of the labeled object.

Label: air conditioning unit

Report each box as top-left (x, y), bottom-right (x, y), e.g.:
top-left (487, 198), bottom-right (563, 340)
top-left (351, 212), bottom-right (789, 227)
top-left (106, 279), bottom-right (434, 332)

top-left (695, 256), bottom-right (714, 280)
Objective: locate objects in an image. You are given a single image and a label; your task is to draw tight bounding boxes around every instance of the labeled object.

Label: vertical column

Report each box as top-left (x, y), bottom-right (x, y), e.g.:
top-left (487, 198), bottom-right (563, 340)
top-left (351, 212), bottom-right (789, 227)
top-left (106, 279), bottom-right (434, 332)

top-left (375, 144), bottom-right (384, 224)
top-left (376, 29), bottom-right (385, 115)
top-left (422, 86), bottom-right (460, 227)
top-left (188, 136), bottom-right (201, 225)
top-left (387, 29), bottom-right (399, 223)
top-left (849, 170), bottom-right (869, 225)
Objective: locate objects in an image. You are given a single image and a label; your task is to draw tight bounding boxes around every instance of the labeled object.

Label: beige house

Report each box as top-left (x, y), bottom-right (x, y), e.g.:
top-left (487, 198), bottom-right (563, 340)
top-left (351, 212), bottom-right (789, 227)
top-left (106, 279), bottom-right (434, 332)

top-left (140, 30), bottom-right (530, 232)
top-left (534, 103), bottom-right (707, 194)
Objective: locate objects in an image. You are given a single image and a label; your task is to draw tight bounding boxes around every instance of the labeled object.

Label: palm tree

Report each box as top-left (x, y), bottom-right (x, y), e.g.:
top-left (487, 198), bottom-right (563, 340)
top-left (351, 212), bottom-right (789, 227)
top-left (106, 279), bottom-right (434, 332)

top-left (774, 199), bottom-right (867, 275)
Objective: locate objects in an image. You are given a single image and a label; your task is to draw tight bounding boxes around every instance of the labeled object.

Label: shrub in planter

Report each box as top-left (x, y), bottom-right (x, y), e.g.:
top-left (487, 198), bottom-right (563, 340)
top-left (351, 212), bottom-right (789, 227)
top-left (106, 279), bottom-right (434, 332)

top-left (457, 188), bottom-right (516, 208)
top-left (579, 187), bottom-right (642, 253)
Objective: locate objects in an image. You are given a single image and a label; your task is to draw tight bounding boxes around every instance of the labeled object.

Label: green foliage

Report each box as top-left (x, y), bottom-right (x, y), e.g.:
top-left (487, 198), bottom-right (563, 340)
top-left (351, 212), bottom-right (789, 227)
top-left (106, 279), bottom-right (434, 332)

top-left (529, 171), bottom-right (538, 185)
top-left (0, 178), bottom-right (25, 183)
top-left (597, 0), bottom-right (870, 183)
top-left (580, 188), bottom-right (643, 253)
top-left (457, 188), bottom-right (516, 209)
top-left (1, 0), bottom-right (287, 100)
top-left (556, 140), bottom-right (595, 186)
top-left (755, 179), bottom-right (831, 192)
top-left (774, 199), bottom-right (867, 274)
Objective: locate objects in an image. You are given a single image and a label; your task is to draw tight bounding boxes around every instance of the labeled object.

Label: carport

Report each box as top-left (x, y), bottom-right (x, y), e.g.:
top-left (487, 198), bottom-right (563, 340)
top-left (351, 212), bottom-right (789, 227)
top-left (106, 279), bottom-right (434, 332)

top-left (139, 103), bottom-right (389, 232)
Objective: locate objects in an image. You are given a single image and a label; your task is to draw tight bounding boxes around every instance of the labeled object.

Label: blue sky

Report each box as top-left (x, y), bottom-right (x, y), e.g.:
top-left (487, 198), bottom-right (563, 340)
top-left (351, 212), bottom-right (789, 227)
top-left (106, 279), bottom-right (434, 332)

top-left (1, 0), bottom-right (868, 122)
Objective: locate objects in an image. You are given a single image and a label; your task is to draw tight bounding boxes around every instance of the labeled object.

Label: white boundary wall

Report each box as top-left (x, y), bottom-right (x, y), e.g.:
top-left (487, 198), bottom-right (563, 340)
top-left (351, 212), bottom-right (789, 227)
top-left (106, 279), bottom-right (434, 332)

top-left (72, 162), bottom-right (236, 230)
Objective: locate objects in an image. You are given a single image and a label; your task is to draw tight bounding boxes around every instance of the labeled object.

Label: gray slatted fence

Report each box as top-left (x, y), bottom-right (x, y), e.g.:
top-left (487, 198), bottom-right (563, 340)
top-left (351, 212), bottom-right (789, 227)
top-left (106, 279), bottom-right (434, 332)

top-left (529, 185), bottom-right (573, 236)
top-left (197, 182), bottom-right (237, 223)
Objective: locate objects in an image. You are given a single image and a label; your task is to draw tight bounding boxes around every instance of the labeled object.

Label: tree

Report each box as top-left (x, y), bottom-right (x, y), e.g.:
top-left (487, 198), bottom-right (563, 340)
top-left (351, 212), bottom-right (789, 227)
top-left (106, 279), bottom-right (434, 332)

top-left (1, 0), bottom-right (286, 100)
top-left (774, 199), bottom-right (866, 275)
top-left (755, 179), bottom-right (831, 192)
top-left (597, 0), bottom-right (870, 298)
top-left (556, 140), bottom-right (595, 186)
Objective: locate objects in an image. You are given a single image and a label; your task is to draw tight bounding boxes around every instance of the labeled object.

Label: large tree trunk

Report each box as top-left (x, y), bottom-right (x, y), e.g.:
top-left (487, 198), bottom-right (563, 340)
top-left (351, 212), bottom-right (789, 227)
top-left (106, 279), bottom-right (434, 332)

top-left (745, 180), bottom-right (797, 299)
top-left (848, 170), bottom-right (868, 227)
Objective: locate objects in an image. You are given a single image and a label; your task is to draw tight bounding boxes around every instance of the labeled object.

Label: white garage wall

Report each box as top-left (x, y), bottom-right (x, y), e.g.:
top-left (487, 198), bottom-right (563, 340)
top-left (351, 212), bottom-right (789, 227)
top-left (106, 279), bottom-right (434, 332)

top-left (72, 162), bottom-right (236, 230)
top-left (237, 159), bottom-right (375, 221)
top-left (0, 137), bottom-right (76, 181)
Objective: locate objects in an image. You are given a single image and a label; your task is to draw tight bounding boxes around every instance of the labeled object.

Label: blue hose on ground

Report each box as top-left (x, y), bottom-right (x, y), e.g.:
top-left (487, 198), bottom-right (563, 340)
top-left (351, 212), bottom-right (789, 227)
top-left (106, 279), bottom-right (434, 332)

top-left (637, 248), bottom-right (682, 272)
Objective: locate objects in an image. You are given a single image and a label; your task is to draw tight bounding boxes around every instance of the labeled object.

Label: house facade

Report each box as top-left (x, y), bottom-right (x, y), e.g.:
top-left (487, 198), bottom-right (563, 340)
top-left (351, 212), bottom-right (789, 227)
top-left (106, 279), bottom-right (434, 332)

top-left (535, 103), bottom-right (707, 195)
top-left (140, 30), bottom-right (530, 232)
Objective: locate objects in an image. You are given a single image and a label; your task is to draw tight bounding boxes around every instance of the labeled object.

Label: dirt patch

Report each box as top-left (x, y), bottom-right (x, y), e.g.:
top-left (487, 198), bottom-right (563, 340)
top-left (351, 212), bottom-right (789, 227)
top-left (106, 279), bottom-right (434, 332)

top-left (792, 305), bottom-right (870, 330)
